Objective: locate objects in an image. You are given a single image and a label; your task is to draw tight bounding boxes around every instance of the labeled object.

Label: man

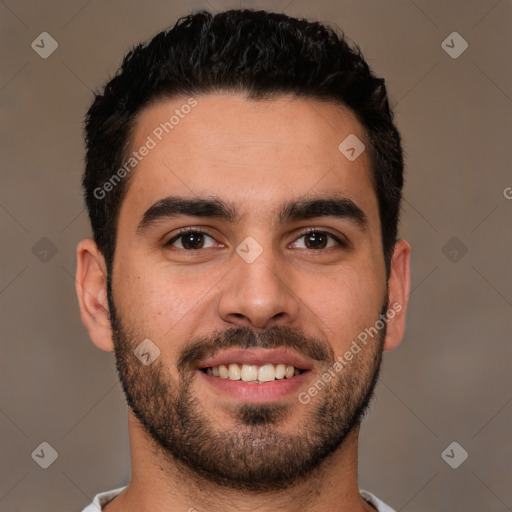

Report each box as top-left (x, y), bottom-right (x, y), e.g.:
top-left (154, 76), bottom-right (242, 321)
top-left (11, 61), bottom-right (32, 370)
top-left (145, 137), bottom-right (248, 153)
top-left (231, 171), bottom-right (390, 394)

top-left (76, 9), bottom-right (410, 512)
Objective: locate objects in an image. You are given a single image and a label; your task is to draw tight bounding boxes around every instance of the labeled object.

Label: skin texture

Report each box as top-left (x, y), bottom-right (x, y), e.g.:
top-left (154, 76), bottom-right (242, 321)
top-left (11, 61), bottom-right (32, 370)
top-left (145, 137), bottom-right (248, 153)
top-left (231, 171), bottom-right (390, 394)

top-left (76, 93), bottom-right (411, 512)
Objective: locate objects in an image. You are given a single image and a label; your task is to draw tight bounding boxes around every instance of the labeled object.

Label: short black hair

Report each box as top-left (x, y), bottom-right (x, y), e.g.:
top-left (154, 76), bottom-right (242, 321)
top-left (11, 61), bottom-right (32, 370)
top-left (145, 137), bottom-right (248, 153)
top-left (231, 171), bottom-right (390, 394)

top-left (83, 9), bottom-right (404, 278)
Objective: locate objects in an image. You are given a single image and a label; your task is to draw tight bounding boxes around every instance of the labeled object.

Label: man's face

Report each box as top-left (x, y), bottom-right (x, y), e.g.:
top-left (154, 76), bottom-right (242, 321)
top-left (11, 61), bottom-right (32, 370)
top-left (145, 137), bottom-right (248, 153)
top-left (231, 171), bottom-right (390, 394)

top-left (109, 94), bottom-right (389, 490)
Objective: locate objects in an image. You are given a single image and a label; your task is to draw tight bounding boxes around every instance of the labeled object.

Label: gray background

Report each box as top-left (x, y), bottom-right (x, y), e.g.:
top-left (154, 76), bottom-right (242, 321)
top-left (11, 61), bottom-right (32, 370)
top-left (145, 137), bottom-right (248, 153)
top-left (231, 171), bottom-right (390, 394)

top-left (1, 0), bottom-right (511, 511)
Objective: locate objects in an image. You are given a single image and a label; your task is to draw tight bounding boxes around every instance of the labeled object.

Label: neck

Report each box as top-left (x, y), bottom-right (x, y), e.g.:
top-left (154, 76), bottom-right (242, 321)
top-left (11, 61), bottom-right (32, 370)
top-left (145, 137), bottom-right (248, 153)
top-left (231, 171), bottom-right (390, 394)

top-left (104, 409), bottom-right (376, 512)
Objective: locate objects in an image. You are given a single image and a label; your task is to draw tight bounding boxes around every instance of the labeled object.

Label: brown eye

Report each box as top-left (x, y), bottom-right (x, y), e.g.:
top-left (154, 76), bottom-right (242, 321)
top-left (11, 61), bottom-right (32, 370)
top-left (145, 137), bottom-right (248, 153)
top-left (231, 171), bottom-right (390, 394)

top-left (304, 232), bottom-right (329, 249)
top-left (292, 230), bottom-right (345, 250)
top-left (166, 230), bottom-right (217, 250)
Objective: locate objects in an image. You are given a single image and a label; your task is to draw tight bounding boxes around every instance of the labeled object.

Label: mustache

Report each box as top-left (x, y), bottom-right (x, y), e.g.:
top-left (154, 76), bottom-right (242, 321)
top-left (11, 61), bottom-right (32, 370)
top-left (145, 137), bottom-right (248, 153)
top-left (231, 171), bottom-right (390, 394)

top-left (177, 325), bottom-right (334, 372)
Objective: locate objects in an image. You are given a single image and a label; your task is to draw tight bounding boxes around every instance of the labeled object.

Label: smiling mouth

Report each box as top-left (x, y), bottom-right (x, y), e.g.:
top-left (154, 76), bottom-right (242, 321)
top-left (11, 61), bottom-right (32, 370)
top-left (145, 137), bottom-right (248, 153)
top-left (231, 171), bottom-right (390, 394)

top-left (200, 363), bottom-right (306, 383)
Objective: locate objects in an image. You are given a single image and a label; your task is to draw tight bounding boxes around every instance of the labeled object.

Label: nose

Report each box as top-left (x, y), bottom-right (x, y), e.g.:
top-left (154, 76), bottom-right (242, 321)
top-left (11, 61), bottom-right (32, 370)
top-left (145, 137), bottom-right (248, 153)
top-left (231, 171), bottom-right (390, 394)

top-left (217, 247), bottom-right (299, 330)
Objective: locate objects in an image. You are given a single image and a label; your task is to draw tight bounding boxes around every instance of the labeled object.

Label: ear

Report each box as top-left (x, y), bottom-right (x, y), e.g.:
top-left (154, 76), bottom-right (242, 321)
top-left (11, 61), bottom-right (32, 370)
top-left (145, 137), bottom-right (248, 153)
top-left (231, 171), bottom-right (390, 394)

top-left (383, 239), bottom-right (411, 351)
top-left (75, 238), bottom-right (114, 352)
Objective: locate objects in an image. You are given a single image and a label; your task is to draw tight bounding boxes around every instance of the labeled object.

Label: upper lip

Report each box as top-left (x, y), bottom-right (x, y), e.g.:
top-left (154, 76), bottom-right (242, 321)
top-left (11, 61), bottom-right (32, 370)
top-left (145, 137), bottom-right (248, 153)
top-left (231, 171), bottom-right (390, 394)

top-left (198, 348), bottom-right (314, 371)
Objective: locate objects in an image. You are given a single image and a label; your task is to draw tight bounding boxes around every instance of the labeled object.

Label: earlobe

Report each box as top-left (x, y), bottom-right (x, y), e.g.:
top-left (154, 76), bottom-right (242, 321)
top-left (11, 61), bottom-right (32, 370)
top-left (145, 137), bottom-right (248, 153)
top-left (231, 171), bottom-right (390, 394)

top-left (383, 239), bottom-right (411, 351)
top-left (75, 238), bottom-right (115, 352)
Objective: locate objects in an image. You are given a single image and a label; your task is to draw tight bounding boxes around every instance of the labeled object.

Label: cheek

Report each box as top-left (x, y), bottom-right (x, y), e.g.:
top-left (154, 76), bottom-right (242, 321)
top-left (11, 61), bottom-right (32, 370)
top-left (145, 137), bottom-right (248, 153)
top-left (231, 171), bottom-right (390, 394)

top-left (300, 261), bottom-right (384, 347)
top-left (119, 278), bottom-right (187, 331)
top-left (114, 259), bottom-right (217, 340)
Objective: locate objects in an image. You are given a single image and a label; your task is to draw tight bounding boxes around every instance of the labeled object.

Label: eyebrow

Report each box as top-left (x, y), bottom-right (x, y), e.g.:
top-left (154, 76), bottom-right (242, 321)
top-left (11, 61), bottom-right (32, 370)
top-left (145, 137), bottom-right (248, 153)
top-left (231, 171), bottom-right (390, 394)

top-left (135, 194), bottom-right (368, 235)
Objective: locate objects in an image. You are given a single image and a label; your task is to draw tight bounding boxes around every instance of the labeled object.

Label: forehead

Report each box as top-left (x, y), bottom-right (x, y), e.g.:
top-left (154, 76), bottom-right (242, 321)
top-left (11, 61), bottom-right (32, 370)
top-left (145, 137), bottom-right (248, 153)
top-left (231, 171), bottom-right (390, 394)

top-left (119, 93), bottom-right (378, 228)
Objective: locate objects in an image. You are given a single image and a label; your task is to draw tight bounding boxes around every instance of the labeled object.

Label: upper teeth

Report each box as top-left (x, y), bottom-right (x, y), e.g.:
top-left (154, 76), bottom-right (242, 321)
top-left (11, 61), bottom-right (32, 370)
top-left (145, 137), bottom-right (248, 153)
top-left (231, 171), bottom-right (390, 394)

top-left (205, 363), bottom-right (301, 382)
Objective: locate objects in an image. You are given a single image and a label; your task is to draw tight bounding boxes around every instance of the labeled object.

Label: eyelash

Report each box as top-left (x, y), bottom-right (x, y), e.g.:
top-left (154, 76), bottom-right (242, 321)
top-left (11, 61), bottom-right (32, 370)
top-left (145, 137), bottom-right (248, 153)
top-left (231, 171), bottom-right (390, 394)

top-left (165, 227), bottom-right (348, 251)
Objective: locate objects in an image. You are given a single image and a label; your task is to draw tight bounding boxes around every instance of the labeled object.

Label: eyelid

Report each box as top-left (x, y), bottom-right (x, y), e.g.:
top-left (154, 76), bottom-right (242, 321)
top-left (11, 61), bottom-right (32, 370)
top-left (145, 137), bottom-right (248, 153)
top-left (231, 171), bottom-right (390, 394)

top-left (165, 227), bottom-right (217, 246)
top-left (294, 227), bottom-right (349, 248)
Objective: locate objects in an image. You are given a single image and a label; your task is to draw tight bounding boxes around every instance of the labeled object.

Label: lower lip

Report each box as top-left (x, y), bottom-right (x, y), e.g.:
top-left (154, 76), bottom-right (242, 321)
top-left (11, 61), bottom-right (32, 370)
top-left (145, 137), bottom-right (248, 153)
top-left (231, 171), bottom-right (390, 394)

top-left (198, 370), bottom-right (312, 402)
